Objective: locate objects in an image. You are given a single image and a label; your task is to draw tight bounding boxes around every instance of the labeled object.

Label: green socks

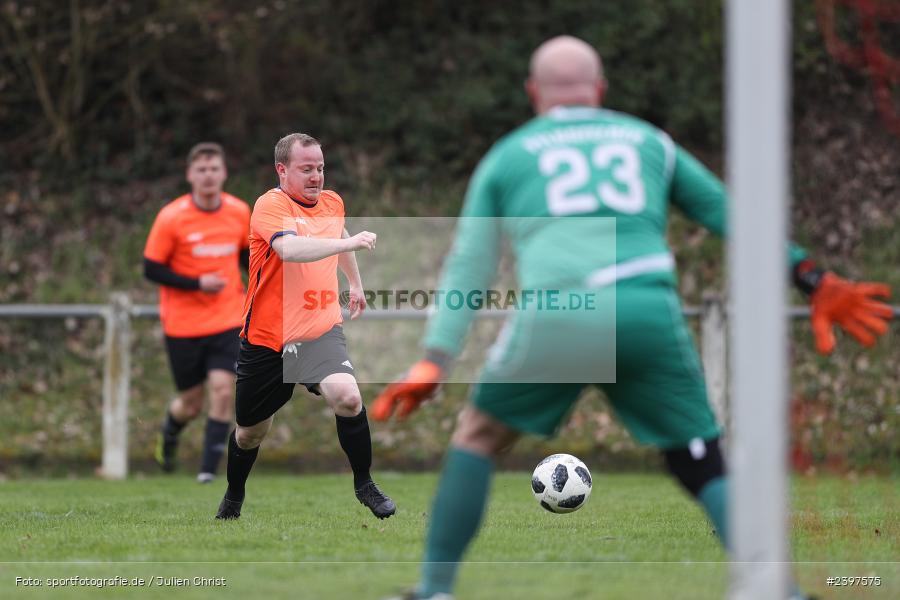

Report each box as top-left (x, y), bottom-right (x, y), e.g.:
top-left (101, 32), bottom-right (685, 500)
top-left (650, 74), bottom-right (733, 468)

top-left (419, 447), bottom-right (494, 597)
top-left (697, 476), bottom-right (729, 549)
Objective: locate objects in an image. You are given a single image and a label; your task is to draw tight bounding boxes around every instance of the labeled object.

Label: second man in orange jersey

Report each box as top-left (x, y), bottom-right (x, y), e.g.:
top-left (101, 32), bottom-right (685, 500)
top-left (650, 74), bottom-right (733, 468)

top-left (144, 142), bottom-right (250, 483)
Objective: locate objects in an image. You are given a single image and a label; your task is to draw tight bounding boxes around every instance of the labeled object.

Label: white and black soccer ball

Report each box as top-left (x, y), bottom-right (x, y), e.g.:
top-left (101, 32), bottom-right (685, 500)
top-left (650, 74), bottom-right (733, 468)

top-left (531, 453), bottom-right (592, 513)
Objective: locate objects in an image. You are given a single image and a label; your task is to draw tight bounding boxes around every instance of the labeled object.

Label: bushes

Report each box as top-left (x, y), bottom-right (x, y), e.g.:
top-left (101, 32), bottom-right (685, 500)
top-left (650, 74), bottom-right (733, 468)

top-left (2, 0), bottom-right (726, 187)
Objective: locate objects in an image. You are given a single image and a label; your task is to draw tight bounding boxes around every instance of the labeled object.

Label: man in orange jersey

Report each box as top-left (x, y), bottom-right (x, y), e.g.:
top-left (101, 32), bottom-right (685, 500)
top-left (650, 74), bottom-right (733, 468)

top-left (214, 132), bottom-right (395, 520)
top-left (143, 142), bottom-right (250, 484)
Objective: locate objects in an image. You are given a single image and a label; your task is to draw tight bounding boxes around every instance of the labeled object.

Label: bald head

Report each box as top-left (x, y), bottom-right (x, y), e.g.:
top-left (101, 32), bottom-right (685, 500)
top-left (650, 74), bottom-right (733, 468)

top-left (526, 36), bottom-right (606, 114)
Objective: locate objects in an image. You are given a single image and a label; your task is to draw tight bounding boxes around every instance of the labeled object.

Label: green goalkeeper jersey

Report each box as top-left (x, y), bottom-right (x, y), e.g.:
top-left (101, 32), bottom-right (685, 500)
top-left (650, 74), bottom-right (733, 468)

top-left (424, 105), bottom-right (807, 357)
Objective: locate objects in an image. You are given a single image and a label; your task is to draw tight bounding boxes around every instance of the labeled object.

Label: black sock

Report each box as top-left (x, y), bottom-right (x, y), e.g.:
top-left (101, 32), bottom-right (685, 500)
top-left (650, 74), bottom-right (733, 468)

top-left (336, 406), bottom-right (373, 489)
top-left (201, 418), bottom-right (231, 475)
top-left (225, 430), bottom-right (259, 502)
top-left (162, 409), bottom-right (187, 439)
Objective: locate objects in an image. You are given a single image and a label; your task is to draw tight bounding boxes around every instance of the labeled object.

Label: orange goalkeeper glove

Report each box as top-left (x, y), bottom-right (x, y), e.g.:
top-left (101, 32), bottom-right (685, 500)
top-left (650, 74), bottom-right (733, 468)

top-left (370, 355), bottom-right (447, 421)
top-left (795, 261), bottom-right (893, 355)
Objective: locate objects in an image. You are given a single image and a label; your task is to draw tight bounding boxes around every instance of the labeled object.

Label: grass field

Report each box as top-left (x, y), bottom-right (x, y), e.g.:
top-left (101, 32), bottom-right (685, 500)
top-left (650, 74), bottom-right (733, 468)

top-left (1, 472), bottom-right (897, 599)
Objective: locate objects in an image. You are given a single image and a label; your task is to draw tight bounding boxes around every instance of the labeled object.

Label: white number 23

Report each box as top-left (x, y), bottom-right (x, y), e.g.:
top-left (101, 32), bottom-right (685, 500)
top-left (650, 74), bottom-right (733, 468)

top-left (539, 144), bottom-right (646, 216)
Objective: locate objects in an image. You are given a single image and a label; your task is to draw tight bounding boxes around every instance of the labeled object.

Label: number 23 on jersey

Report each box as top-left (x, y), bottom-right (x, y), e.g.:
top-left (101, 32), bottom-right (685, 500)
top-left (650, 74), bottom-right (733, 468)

top-left (539, 143), bottom-right (646, 216)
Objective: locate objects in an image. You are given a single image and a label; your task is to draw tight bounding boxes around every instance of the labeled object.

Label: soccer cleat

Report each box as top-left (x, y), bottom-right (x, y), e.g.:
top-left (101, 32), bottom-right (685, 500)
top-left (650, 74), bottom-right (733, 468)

top-left (155, 432), bottom-right (178, 473)
top-left (197, 472), bottom-right (215, 484)
top-left (215, 496), bottom-right (242, 520)
top-left (355, 481), bottom-right (396, 519)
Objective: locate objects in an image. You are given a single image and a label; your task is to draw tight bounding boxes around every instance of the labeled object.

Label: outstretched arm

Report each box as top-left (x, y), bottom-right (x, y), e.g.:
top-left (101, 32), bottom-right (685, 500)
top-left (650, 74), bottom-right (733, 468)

top-left (669, 143), bottom-right (892, 354)
top-left (668, 144), bottom-right (809, 266)
top-left (271, 230), bottom-right (375, 263)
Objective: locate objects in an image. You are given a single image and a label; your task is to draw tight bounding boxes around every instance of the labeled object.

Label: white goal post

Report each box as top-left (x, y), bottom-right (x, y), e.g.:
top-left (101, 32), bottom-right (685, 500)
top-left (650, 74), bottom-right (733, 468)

top-left (726, 0), bottom-right (791, 598)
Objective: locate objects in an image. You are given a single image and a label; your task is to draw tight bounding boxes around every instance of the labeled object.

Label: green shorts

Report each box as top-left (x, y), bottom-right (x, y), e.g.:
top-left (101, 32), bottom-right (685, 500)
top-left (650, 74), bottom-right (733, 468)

top-left (471, 280), bottom-right (720, 449)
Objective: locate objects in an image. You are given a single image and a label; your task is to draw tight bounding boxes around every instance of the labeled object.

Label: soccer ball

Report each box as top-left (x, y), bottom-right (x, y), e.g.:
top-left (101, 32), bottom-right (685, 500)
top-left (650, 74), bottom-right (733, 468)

top-left (531, 453), bottom-right (592, 513)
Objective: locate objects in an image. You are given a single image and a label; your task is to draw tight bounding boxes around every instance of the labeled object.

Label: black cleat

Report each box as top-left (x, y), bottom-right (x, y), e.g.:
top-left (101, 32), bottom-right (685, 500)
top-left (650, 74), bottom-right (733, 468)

top-left (215, 496), bottom-right (243, 520)
top-left (355, 481), bottom-right (396, 519)
top-left (155, 432), bottom-right (178, 473)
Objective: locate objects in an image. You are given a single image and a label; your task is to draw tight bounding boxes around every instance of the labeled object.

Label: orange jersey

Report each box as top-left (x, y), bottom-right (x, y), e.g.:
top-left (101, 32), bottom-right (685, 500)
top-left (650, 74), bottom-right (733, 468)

top-left (241, 188), bottom-right (346, 351)
top-left (144, 193), bottom-right (250, 337)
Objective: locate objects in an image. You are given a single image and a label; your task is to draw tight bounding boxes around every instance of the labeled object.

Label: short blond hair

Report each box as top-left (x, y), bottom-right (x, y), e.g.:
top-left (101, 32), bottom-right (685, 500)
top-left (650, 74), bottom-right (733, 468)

top-left (186, 142), bottom-right (225, 167)
top-left (274, 133), bottom-right (320, 166)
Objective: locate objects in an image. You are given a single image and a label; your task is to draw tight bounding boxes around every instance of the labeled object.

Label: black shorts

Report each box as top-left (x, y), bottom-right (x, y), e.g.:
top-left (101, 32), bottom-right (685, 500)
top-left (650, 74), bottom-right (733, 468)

top-left (164, 327), bottom-right (241, 391)
top-left (235, 325), bottom-right (355, 427)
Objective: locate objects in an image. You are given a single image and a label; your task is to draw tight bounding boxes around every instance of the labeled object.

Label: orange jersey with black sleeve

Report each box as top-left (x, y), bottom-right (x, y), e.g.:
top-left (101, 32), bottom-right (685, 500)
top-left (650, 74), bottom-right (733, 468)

top-left (143, 193), bottom-right (250, 337)
top-left (241, 188), bottom-right (346, 351)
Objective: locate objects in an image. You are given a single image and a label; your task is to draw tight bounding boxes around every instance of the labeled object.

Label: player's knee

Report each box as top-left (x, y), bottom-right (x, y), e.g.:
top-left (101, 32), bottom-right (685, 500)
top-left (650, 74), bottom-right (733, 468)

top-left (331, 387), bottom-right (363, 416)
top-left (180, 398), bottom-right (203, 420)
top-left (451, 407), bottom-right (517, 456)
top-left (235, 426), bottom-right (265, 449)
top-left (176, 386), bottom-right (204, 419)
top-left (663, 436), bottom-right (725, 497)
top-left (208, 380), bottom-right (233, 404)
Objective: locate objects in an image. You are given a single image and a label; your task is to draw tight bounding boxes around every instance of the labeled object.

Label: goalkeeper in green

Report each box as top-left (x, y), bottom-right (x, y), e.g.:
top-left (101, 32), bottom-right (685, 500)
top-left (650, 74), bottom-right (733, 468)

top-left (373, 35), bottom-right (893, 600)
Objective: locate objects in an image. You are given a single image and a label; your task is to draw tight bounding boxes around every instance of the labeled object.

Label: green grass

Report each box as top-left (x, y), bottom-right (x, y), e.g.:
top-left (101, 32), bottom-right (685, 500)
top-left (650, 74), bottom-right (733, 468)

top-left (1, 473), bottom-right (897, 599)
